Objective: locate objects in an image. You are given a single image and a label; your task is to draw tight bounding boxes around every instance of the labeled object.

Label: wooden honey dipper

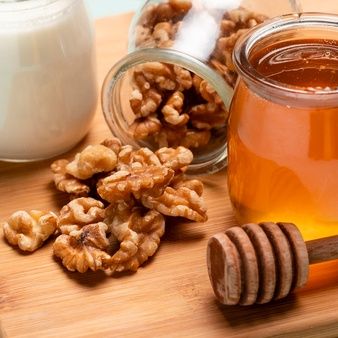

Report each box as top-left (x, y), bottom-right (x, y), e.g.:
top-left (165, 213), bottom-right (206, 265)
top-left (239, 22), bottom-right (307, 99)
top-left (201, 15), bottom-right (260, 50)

top-left (207, 222), bottom-right (338, 306)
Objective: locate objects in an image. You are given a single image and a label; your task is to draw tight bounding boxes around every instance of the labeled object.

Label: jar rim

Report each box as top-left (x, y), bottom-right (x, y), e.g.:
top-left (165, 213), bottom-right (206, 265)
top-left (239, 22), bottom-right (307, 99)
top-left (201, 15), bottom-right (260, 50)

top-left (233, 12), bottom-right (338, 98)
top-left (101, 47), bottom-right (231, 175)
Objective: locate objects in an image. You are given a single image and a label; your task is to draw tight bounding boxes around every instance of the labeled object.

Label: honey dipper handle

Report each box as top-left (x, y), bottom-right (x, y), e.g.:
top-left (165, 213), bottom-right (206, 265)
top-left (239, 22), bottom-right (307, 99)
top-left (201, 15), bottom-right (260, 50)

top-left (306, 235), bottom-right (338, 264)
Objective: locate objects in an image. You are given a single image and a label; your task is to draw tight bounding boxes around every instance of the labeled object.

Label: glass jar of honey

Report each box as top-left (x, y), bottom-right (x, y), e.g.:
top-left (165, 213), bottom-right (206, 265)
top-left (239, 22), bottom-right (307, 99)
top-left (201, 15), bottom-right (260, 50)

top-left (228, 13), bottom-right (338, 240)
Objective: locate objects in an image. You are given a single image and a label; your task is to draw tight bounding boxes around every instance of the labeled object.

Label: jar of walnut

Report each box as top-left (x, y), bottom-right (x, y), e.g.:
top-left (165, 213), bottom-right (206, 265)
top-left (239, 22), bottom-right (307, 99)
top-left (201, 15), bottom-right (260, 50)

top-left (102, 0), bottom-right (295, 175)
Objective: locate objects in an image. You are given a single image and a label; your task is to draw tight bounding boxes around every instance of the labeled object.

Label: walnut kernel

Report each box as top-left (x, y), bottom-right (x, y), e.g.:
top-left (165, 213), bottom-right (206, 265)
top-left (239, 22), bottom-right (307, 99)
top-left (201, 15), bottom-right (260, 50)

top-left (2, 210), bottom-right (57, 252)
top-left (51, 159), bottom-right (90, 197)
top-left (181, 130), bottom-right (211, 149)
top-left (130, 116), bottom-right (162, 140)
top-left (106, 204), bottom-right (165, 272)
top-left (53, 222), bottom-right (111, 273)
top-left (155, 146), bottom-right (193, 172)
top-left (97, 166), bottom-right (175, 203)
top-left (141, 186), bottom-right (208, 222)
top-left (162, 91), bottom-right (189, 126)
top-left (58, 197), bottom-right (105, 234)
top-left (101, 138), bottom-right (122, 155)
top-left (66, 145), bottom-right (117, 180)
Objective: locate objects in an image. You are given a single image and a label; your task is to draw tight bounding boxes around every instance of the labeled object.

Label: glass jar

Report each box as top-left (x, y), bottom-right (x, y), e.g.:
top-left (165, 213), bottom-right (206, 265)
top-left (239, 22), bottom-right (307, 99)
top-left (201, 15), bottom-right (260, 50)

top-left (0, 0), bottom-right (97, 162)
top-left (228, 13), bottom-right (338, 241)
top-left (102, 0), bottom-right (295, 175)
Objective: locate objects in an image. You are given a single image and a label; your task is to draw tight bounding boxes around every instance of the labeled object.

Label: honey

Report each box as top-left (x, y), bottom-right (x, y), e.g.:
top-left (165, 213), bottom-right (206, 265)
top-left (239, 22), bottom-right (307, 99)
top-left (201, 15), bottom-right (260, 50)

top-left (251, 39), bottom-right (338, 90)
top-left (228, 37), bottom-right (338, 240)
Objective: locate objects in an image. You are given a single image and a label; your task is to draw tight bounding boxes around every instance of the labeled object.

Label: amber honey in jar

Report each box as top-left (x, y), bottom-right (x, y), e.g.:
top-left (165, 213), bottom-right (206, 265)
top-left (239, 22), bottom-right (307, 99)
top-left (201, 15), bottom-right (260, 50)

top-left (228, 14), bottom-right (338, 240)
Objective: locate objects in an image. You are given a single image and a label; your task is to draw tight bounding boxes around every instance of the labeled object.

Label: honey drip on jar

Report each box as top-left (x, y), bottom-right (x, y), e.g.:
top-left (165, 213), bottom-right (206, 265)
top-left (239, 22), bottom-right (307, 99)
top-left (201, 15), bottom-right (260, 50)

top-left (228, 38), bottom-right (338, 240)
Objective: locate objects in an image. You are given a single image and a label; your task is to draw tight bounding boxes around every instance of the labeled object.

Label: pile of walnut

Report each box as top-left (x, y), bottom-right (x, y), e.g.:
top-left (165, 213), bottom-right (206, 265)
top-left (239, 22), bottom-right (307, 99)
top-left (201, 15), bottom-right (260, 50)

top-left (2, 138), bottom-right (208, 274)
top-left (129, 0), bottom-right (266, 149)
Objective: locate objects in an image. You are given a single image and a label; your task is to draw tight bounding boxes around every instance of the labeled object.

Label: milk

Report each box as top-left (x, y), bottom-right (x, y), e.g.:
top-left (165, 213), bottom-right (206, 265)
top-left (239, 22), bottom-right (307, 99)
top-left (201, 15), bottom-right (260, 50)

top-left (0, 0), bottom-right (97, 161)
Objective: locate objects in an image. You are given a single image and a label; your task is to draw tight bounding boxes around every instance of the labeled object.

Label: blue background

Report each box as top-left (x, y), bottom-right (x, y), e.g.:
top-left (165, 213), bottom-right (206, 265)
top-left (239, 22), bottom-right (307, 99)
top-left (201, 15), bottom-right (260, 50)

top-left (85, 0), bottom-right (144, 18)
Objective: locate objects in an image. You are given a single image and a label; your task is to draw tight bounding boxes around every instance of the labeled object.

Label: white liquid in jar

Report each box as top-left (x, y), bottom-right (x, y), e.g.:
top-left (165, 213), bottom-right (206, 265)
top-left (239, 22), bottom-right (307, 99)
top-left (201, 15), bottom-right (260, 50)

top-left (0, 0), bottom-right (97, 161)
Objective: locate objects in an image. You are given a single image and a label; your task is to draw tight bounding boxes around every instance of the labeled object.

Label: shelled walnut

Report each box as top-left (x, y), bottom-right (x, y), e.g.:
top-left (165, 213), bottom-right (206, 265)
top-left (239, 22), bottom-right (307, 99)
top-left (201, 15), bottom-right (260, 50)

top-left (51, 159), bottom-right (90, 197)
top-left (2, 139), bottom-right (208, 275)
top-left (66, 144), bottom-right (117, 180)
top-left (51, 138), bottom-right (123, 201)
top-left (141, 186), bottom-right (207, 222)
top-left (128, 2), bottom-right (266, 149)
top-left (171, 177), bottom-right (204, 196)
top-left (57, 197), bottom-right (105, 234)
top-left (97, 166), bottom-right (175, 203)
top-left (105, 203), bottom-right (165, 273)
top-left (53, 222), bottom-right (111, 273)
top-left (118, 146), bottom-right (162, 170)
top-left (155, 146), bottom-right (193, 172)
top-left (2, 210), bottom-right (57, 252)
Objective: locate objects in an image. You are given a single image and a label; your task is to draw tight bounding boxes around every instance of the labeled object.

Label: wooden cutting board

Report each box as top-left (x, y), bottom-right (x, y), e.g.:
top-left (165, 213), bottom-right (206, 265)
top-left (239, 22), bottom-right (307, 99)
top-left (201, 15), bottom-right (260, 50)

top-left (0, 13), bottom-right (337, 338)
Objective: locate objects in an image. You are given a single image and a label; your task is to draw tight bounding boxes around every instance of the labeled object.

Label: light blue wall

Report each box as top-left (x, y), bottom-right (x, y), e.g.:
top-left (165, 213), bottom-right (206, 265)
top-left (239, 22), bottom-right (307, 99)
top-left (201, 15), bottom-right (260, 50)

top-left (85, 0), bottom-right (144, 18)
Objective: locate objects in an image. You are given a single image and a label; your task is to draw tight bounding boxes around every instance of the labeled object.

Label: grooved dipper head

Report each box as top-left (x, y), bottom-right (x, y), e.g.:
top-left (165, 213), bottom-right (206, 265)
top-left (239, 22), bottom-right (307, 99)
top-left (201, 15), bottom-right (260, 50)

top-left (207, 222), bottom-right (309, 305)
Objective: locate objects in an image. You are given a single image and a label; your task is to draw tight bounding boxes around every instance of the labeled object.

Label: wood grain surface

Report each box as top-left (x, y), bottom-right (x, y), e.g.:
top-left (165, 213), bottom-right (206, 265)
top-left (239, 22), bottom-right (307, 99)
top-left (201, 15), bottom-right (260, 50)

top-left (0, 13), bottom-right (337, 338)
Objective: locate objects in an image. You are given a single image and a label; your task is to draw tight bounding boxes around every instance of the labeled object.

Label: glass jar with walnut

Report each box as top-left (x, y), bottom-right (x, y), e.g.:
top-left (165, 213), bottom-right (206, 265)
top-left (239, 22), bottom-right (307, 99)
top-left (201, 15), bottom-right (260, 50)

top-left (102, 0), bottom-right (295, 175)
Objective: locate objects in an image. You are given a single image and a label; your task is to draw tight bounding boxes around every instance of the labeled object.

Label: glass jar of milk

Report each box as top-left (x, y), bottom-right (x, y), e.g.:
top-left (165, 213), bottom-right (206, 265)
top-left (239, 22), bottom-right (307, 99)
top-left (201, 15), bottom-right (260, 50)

top-left (0, 0), bottom-right (97, 162)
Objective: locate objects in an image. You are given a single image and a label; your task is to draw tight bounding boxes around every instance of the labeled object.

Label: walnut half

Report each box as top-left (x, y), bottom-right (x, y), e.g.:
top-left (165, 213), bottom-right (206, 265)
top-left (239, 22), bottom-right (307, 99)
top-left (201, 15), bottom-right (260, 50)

top-left (57, 197), bottom-right (105, 235)
top-left (97, 166), bottom-right (175, 203)
top-left (53, 222), bottom-right (111, 273)
top-left (105, 203), bottom-right (165, 273)
top-left (66, 145), bottom-right (118, 180)
top-left (156, 146), bottom-right (193, 172)
top-left (141, 186), bottom-right (208, 222)
top-left (51, 159), bottom-right (90, 197)
top-left (2, 210), bottom-right (57, 252)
